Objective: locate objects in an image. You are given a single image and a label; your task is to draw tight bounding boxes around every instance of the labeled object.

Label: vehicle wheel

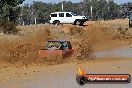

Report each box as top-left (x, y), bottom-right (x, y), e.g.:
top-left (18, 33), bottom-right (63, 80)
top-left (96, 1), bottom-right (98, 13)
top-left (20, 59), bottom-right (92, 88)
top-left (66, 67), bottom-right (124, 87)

top-left (79, 21), bottom-right (84, 26)
top-left (129, 20), bottom-right (130, 28)
top-left (53, 20), bottom-right (60, 25)
top-left (74, 20), bottom-right (81, 25)
top-left (129, 20), bottom-right (132, 28)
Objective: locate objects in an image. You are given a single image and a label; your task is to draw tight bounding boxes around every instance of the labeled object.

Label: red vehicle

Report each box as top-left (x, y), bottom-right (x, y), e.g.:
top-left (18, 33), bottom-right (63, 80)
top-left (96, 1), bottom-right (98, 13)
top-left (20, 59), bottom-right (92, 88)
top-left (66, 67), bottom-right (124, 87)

top-left (38, 40), bottom-right (74, 57)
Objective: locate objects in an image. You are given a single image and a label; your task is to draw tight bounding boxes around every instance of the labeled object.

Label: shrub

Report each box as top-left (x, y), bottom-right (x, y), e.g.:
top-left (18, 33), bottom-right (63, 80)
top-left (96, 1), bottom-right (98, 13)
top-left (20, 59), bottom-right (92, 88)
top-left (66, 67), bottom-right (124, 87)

top-left (0, 20), bottom-right (19, 34)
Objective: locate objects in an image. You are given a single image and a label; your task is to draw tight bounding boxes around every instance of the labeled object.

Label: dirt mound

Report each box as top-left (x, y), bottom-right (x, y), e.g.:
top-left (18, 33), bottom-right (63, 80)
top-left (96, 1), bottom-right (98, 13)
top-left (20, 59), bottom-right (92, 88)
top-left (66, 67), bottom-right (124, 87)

top-left (1, 19), bottom-right (132, 66)
top-left (0, 24), bottom-right (52, 65)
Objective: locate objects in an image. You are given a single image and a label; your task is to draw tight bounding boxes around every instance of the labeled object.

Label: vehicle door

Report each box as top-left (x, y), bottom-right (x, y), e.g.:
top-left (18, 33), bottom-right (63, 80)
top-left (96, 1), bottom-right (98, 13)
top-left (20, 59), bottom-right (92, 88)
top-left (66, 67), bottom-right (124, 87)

top-left (58, 13), bottom-right (66, 23)
top-left (65, 13), bottom-right (74, 23)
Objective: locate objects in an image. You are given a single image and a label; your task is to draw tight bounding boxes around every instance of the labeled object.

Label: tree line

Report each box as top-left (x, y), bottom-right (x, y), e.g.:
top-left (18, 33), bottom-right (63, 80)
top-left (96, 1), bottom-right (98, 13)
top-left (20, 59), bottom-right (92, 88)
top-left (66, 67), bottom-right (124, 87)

top-left (0, 0), bottom-right (132, 25)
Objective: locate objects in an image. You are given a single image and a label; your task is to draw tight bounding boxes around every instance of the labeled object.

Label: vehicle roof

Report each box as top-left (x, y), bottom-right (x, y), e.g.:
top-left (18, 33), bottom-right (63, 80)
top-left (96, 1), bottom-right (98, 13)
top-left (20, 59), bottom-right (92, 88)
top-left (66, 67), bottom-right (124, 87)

top-left (51, 12), bottom-right (72, 14)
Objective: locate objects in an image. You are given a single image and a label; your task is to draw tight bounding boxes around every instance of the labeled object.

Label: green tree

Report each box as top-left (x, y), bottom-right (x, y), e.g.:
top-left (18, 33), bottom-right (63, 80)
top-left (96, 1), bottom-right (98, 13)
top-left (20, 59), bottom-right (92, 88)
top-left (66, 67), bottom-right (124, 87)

top-left (0, 0), bottom-right (24, 34)
top-left (0, 0), bottom-right (25, 22)
top-left (19, 0), bottom-right (123, 24)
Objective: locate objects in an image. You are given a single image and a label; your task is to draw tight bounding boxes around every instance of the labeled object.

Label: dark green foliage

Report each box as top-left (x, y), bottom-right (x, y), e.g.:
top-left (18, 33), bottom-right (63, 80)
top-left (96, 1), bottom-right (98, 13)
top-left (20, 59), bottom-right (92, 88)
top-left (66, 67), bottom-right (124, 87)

top-left (0, 20), bottom-right (19, 34)
top-left (21, 1), bottom-right (81, 24)
top-left (19, 0), bottom-right (131, 24)
top-left (0, 0), bottom-right (24, 34)
top-left (0, 0), bottom-right (25, 21)
top-left (0, 0), bottom-right (131, 25)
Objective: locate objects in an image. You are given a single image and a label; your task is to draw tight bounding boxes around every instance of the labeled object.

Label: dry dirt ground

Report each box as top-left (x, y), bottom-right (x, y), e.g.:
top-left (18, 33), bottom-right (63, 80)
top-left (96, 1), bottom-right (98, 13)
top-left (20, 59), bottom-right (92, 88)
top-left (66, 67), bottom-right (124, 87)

top-left (0, 57), bottom-right (132, 88)
top-left (0, 19), bottom-right (132, 88)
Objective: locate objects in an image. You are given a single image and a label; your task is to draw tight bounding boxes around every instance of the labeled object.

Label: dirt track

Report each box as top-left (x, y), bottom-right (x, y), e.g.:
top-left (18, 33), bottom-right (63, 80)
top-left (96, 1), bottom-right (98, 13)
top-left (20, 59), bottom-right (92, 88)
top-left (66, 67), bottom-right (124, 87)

top-left (95, 45), bottom-right (132, 58)
top-left (0, 56), bottom-right (132, 88)
top-left (0, 19), bottom-right (132, 88)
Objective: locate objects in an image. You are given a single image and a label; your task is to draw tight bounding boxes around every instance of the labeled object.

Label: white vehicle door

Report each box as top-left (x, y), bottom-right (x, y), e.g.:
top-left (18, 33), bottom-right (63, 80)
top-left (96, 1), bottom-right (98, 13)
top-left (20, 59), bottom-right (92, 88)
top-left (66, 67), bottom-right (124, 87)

top-left (65, 13), bottom-right (74, 23)
top-left (58, 13), bottom-right (66, 23)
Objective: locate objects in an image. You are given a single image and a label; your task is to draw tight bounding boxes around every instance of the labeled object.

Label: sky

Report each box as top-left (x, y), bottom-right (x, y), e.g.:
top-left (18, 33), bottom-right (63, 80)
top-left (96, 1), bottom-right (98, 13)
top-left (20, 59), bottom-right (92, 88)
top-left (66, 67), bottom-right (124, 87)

top-left (23, 0), bottom-right (132, 4)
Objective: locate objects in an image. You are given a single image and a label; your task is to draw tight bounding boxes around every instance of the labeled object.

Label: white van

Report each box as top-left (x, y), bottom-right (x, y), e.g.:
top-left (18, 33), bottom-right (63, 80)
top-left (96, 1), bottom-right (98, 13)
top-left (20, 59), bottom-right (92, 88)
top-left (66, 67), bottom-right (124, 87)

top-left (50, 12), bottom-right (88, 26)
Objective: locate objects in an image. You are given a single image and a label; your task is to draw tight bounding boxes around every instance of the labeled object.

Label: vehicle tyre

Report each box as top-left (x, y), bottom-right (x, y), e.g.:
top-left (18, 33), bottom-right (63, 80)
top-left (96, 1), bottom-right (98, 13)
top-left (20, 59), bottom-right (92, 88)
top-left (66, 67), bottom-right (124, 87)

top-left (129, 20), bottom-right (132, 28)
top-left (74, 20), bottom-right (81, 25)
top-left (53, 20), bottom-right (60, 25)
top-left (79, 21), bottom-right (84, 26)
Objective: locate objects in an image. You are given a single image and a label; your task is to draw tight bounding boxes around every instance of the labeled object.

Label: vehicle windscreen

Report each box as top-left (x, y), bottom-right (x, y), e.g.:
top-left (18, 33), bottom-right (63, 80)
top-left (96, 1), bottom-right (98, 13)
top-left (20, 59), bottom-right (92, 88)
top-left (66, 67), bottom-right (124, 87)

top-left (71, 13), bottom-right (77, 16)
top-left (46, 41), bottom-right (71, 50)
top-left (46, 41), bottom-right (61, 50)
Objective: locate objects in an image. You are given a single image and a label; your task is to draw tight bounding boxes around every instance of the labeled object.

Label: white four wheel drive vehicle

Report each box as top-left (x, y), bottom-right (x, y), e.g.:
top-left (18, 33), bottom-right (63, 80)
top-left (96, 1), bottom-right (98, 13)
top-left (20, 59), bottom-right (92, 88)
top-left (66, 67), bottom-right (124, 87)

top-left (50, 12), bottom-right (88, 26)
